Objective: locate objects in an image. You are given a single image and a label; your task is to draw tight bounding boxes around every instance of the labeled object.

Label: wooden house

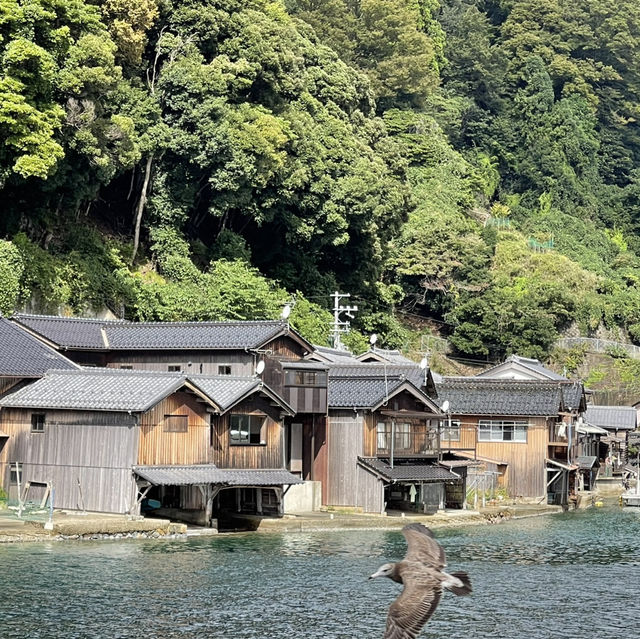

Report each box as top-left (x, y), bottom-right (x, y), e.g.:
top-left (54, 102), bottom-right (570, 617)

top-left (585, 405), bottom-right (637, 472)
top-left (0, 368), bottom-right (300, 526)
top-left (308, 363), bottom-right (462, 514)
top-left (436, 377), bottom-right (587, 506)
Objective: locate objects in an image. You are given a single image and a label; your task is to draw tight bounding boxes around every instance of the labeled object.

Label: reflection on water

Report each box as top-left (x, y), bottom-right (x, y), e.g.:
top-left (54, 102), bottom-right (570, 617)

top-left (2, 507), bottom-right (640, 638)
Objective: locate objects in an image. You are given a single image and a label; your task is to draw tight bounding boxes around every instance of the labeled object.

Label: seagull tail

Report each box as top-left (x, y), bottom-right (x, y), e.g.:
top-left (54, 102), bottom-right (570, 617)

top-left (447, 572), bottom-right (472, 596)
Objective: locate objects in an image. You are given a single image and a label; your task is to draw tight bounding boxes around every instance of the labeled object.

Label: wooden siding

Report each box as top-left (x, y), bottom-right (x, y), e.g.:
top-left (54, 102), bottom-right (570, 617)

top-left (283, 386), bottom-right (328, 415)
top-left (107, 350), bottom-right (254, 376)
top-left (326, 411), bottom-right (364, 507)
top-left (0, 377), bottom-right (23, 396)
top-left (446, 415), bottom-right (549, 498)
top-left (355, 465), bottom-right (385, 513)
top-left (137, 392), bottom-right (212, 466)
top-left (267, 336), bottom-right (307, 361)
top-left (0, 408), bottom-right (139, 513)
top-left (211, 396), bottom-right (284, 469)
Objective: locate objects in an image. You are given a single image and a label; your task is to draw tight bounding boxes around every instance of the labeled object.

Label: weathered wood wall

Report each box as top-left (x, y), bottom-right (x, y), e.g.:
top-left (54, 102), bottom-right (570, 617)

top-left (107, 350), bottom-right (254, 376)
top-left (447, 415), bottom-right (549, 497)
top-left (0, 408), bottom-right (139, 513)
top-left (326, 410), bottom-right (364, 507)
top-left (211, 395), bottom-right (284, 469)
top-left (137, 392), bottom-right (211, 466)
top-left (0, 377), bottom-right (23, 397)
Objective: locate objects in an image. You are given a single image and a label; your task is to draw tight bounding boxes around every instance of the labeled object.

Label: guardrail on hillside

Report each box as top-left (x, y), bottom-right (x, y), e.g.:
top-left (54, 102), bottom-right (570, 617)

top-left (556, 337), bottom-right (640, 359)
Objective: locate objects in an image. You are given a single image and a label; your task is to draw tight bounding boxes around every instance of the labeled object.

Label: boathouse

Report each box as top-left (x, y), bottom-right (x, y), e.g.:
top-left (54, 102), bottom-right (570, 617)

top-left (0, 368), bottom-right (300, 525)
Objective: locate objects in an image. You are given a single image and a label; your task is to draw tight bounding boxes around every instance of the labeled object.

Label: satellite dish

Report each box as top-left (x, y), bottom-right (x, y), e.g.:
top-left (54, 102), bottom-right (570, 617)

top-left (441, 400), bottom-right (450, 413)
top-left (370, 333), bottom-right (378, 345)
top-left (255, 360), bottom-right (265, 376)
top-left (281, 304), bottom-right (291, 320)
top-left (419, 357), bottom-right (428, 370)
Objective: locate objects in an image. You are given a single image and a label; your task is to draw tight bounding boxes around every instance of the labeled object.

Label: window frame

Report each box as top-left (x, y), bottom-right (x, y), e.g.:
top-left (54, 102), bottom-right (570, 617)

top-left (217, 365), bottom-right (232, 376)
top-left (478, 420), bottom-right (528, 443)
top-left (284, 370), bottom-right (328, 387)
top-left (229, 413), bottom-right (266, 446)
top-left (167, 365), bottom-right (181, 372)
top-left (442, 419), bottom-right (461, 442)
top-left (31, 413), bottom-right (45, 434)
top-left (163, 414), bottom-right (188, 433)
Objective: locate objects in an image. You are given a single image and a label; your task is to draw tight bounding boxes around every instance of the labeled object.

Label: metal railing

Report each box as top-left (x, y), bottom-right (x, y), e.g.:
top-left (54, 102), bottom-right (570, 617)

top-left (376, 426), bottom-right (439, 456)
top-left (556, 337), bottom-right (640, 359)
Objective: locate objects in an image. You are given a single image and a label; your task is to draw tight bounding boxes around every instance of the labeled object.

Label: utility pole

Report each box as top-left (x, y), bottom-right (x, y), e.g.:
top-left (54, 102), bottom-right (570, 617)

top-left (330, 291), bottom-right (358, 350)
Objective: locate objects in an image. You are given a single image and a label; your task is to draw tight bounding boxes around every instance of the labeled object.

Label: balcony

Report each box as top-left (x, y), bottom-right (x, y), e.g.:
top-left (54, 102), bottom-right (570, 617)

top-left (376, 425), bottom-right (439, 457)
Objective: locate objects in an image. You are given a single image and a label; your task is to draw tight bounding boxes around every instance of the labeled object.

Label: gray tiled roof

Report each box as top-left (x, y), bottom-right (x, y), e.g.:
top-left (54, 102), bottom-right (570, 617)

top-left (0, 317), bottom-right (79, 377)
top-left (134, 465), bottom-right (303, 486)
top-left (329, 363), bottom-right (425, 386)
top-left (13, 314), bottom-right (124, 349)
top-left (358, 457), bottom-right (460, 482)
top-left (477, 354), bottom-right (567, 381)
top-left (584, 405), bottom-right (637, 430)
top-left (0, 368), bottom-right (291, 415)
top-left (577, 456), bottom-right (599, 469)
top-left (13, 314), bottom-right (310, 352)
top-left (0, 368), bottom-right (188, 412)
top-left (357, 349), bottom-right (415, 364)
top-left (189, 375), bottom-right (293, 414)
top-left (436, 378), bottom-right (585, 416)
top-left (328, 376), bottom-right (407, 409)
top-left (309, 345), bottom-right (358, 363)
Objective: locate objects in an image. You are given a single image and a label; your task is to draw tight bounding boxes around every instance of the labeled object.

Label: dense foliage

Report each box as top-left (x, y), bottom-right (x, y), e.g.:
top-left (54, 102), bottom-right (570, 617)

top-left (3, 0), bottom-right (640, 356)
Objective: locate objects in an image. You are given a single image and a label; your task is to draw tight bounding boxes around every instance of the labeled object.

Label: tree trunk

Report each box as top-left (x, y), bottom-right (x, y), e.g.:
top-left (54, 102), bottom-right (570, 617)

top-left (131, 154), bottom-right (153, 264)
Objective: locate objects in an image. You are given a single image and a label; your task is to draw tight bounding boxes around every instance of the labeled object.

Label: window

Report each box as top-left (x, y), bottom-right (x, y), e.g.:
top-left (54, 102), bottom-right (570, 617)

top-left (218, 365), bottom-right (232, 375)
top-left (394, 422), bottom-right (411, 450)
top-left (377, 422), bottom-right (389, 450)
top-left (31, 413), bottom-right (45, 433)
top-left (478, 420), bottom-right (528, 442)
top-left (9, 463), bottom-right (23, 484)
top-left (167, 365), bottom-right (181, 372)
top-left (442, 420), bottom-right (460, 442)
top-left (230, 414), bottom-right (266, 445)
top-left (285, 370), bottom-right (327, 386)
top-left (163, 415), bottom-right (188, 432)
top-left (120, 365), bottom-right (133, 370)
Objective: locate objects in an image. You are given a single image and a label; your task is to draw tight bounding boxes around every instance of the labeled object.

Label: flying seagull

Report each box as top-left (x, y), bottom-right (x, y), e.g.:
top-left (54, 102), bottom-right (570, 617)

top-left (369, 523), bottom-right (472, 639)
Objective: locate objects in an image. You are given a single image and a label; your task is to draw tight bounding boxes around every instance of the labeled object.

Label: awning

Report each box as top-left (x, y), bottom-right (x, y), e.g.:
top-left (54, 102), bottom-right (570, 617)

top-left (358, 457), bottom-right (460, 483)
top-left (134, 465), bottom-right (304, 487)
top-left (577, 423), bottom-right (608, 435)
top-left (577, 456), bottom-right (599, 470)
top-left (546, 458), bottom-right (578, 471)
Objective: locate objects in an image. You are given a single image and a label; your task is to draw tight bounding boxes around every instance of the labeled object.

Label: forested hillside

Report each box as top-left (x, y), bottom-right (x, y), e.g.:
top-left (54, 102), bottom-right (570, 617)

top-left (3, 0), bottom-right (640, 360)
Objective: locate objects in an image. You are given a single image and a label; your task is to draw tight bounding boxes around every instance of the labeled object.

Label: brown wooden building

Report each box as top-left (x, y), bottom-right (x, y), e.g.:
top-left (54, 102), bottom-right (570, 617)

top-left (436, 377), bottom-right (587, 505)
top-left (0, 368), bottom-right (300, 525)
top-left (309, 364), bottom-right (462, 514)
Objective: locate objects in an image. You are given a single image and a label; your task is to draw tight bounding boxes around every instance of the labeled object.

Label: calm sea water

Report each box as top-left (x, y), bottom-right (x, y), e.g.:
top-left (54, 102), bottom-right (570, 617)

top-left (2, 506), bottom-right (639, 639)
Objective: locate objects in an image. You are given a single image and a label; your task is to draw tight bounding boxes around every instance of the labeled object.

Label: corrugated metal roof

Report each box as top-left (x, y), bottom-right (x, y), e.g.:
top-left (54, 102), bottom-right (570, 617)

top-left (0, 317), bottom-right (79, 376)
top-left (437, 378), bottom-right (585, 416)
top-left (12, 314), bottom-right (312, 352)
top-left (577, 423), bottom-right (608, 435)
top-left (358, 457), bottom-right (460, 482)
top-left (584, 405), bottom-right (637, 430)
top-left (133, 465), bottom-right (303, 486)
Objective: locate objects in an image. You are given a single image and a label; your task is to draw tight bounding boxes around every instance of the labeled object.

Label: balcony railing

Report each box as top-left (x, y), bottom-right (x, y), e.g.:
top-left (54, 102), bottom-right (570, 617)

top-left (376, 426), bottom-right (439, 457)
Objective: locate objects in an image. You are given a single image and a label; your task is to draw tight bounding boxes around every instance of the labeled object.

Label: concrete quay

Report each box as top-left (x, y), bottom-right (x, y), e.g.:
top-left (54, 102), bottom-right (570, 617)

top-left (0, 503), bottom-right (564, 543)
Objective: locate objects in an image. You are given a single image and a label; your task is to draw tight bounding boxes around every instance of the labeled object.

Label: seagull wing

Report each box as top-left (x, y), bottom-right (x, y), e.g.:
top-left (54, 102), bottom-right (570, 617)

top-left (383, 564), bottom-right (442, 639)
top-left (401, 523), bottom-right (446, 569)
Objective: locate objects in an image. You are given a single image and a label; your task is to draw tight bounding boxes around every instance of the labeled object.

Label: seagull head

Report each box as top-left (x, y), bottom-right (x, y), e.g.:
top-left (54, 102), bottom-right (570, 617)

top-left (369, 562), bottom-right (395, 580)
